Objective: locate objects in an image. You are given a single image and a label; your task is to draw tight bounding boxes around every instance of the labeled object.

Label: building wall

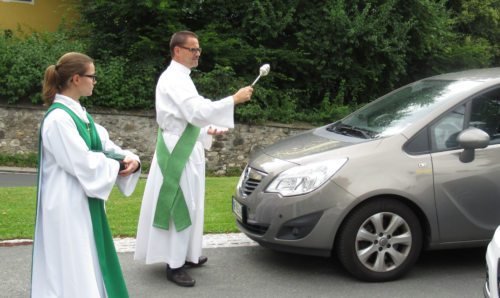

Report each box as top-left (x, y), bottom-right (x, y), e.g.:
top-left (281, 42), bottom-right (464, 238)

top-left (0, 0), bottom-right (77, 32)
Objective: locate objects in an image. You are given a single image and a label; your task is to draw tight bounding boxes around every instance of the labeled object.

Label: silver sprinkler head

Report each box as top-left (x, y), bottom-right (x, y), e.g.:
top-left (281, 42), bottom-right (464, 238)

top-left (251, 64), bottom-right (271, 86)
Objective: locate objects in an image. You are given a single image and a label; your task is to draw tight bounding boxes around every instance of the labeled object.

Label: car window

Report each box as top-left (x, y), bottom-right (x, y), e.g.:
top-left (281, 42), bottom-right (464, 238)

top-left (335, 79), bottom-right (482, 139)
top-left (430, 105), bottom-right (465, 151)
top-left (469, 88), bottom-right (500, 145)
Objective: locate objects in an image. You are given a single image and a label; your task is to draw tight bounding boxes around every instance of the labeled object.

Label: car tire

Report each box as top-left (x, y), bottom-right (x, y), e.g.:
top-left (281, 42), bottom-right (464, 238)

top-left (336, 198), bottom-right (422, 282)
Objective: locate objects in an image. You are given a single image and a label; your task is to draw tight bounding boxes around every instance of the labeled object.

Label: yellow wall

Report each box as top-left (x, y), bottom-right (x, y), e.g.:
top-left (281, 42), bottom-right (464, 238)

top-left (0, 0), bottom-right (78, 32)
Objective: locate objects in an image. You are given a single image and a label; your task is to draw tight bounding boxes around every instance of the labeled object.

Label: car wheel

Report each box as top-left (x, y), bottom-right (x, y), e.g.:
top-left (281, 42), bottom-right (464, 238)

top-left (336, 198), bottom-right (422, 282)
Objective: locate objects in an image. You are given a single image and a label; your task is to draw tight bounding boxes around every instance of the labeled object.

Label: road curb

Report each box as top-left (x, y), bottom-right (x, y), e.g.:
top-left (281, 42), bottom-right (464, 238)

top-left (0, 166), bottom-right (37, 174)
top-left (0, 233), bottom-right (258, 252)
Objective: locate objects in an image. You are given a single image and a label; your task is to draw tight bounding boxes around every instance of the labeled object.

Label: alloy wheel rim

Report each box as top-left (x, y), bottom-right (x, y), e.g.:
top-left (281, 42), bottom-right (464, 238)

top-left (355, 212), bottom-right (412, 272)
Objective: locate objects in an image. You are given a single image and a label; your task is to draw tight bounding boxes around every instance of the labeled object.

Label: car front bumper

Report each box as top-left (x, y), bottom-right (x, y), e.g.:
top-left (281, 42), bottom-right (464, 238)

top-left (233, 177), bottom-right (357, 257)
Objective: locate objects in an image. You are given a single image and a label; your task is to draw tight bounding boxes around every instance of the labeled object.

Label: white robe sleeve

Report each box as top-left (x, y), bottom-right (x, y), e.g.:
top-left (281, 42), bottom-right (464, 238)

top-left (166, 78), bottom-right (234, 128)
top-left (156, 68), bottom-right (235, 134)
top-left (42, 109), bottom-right (120, 200)
top-left (199, 127), bottom-right (213, 150)
top-left (95, 124), bottom-right (141, 196)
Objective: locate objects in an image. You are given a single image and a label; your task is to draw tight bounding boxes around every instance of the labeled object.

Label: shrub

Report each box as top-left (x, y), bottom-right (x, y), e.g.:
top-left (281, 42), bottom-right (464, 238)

top-left (89, 57), bottom-right (158, 109)
top-left (0, 153), bottom-right (38, 168)
top-left (0, 30), bottom-right (86, 104)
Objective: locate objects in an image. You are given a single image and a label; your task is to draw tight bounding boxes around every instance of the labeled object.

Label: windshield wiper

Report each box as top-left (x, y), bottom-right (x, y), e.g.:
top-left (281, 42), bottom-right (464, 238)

top-left (327, 123), bottom-right (373, 139)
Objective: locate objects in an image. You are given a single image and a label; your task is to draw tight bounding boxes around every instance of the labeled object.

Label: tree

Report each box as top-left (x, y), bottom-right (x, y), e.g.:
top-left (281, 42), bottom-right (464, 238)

top-left (2, 0), bottom-right (497, 124)
top-left (447, 0), bottom-right (499, 66)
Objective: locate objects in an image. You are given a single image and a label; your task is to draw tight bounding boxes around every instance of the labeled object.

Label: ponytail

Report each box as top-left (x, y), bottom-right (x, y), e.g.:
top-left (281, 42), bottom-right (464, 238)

top-left (42, 65), bottom-right (59, 105)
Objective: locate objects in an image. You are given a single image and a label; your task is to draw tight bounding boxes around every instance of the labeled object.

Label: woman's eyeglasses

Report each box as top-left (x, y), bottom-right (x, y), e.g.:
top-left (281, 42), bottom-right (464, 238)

top-left (81, 74), bottom-right (97, 82)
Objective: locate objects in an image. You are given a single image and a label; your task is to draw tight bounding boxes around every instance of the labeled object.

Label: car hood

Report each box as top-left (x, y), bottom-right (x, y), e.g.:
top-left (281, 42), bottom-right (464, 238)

top-left (259, 126), bottom-right (369, 163)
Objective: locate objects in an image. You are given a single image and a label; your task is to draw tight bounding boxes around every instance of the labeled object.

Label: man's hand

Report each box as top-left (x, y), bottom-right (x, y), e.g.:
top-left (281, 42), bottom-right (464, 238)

top-left (119, 156), bottom-right (140, 177)
top-left (233, 86), bottom-right (254, 105)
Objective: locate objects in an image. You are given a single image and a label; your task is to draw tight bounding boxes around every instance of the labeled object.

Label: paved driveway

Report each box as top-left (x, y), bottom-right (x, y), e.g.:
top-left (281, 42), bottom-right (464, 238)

top-left (1, 244), bottom-right (486, 298)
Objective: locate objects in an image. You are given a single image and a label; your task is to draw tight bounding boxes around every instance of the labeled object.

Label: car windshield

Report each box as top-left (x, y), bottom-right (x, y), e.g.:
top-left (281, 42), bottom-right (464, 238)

top-left (327, 79), bottom-right (483, 139)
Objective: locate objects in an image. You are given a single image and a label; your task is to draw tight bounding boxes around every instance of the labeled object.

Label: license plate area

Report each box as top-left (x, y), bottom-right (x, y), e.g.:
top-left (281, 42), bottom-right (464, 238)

top-left (232, 197), bottom-right (246, 222)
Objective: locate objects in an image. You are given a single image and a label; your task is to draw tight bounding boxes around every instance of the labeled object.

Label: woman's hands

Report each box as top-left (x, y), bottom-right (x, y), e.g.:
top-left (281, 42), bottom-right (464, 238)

top-left (119, 156), bottom-right (140, 176)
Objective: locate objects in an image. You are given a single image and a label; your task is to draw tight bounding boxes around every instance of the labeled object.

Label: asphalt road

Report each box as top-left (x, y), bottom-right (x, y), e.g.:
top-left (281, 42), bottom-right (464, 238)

top-left (0, 171), bottom-right (37, 187)
top-left (0, 244), bottom-right (486, 298)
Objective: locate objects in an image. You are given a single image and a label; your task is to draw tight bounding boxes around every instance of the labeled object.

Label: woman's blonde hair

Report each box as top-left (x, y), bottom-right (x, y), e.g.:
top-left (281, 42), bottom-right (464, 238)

top-left (42, 52), bottom-right (93, 105)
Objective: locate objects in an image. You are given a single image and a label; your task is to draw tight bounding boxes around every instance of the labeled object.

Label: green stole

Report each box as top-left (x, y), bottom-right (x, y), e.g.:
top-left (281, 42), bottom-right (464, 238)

top-left (38, 102), bottom-right (128, 298)
top-left (152, 124), bottom-right (200, 232)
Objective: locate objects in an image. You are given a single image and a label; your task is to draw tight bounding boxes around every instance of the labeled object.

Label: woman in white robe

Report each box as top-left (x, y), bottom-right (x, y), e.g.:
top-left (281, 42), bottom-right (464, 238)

top-left (31, 52), bottom-right (141, 298)
top-left (134, 31), bottom-right (253, 287)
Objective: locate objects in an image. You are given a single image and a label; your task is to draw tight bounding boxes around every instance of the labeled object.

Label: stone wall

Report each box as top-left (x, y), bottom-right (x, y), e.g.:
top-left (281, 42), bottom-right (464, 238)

top-left (0, 105), bottom-right (313, 175)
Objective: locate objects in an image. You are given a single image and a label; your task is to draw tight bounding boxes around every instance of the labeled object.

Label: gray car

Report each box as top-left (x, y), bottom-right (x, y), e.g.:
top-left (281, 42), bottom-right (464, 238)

top-left (232, 68), bottom-right (500, 282)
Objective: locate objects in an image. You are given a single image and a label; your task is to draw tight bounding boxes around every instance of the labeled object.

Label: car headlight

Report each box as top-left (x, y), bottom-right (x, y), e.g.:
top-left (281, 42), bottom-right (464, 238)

top-left (266, 158), bottom-right (348, 196)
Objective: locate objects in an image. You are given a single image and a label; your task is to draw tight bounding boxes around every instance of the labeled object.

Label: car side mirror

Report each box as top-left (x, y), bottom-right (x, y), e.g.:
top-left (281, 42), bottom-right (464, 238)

top-left (457, 127), bottom-right (490, 163)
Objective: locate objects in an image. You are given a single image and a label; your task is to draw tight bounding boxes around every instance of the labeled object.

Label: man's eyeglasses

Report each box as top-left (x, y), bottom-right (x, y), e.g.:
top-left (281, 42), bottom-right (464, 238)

top-left (178, 46), bottom-right (202, 54)
top-left (81, 74), bottom-right (97, 82)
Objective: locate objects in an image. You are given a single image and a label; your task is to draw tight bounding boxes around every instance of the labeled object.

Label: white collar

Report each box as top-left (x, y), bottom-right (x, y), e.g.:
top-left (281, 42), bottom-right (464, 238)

top-left (169, 60), bottom-right (192, 75)
top-left (53, 94), bottom-right (89, 124)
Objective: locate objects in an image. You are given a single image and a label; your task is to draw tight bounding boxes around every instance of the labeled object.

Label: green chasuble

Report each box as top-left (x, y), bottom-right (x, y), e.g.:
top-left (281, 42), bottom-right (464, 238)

top-left (153, 124), bottom-right (200, 232)
top-left (41, 103), bottom-right (129, 298)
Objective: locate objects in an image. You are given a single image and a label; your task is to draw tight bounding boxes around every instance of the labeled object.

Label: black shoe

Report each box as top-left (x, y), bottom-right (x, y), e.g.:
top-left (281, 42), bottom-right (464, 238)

top-left (166, 265), bottom-right (196, 287)
top-left (185, 256), bottom-right (208, 267)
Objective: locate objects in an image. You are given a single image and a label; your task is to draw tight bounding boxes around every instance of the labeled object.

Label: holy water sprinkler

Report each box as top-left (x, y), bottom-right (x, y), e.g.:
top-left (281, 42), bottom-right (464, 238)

top-left (251, 64), bottom-right (270, 86)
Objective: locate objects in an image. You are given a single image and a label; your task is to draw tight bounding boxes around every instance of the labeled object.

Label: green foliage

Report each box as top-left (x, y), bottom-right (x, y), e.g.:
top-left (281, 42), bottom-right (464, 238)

top-left (434, 36), bottom-right (494, 70)
top-left (175, 0), bottom-right (497, 124)
top-left (235, 87), bottom-right (303, 124)
top-left (89, 57), bottom-right (157, 109)
top-left (71, 0), bottom-right (199, 111)
top-left (192, 64), bottom-right (302, 124)
top-left (73, 1), bottom-right (177, 62)
top-left (304, 90), bottom-right (358, 125)
top-left (448, 0), bottom-right (500, 65)
top-left (225, 167), bottom-right (244, 177)
top-left (192, 64), bottom-right (240, 100)
top-left (0, 153), bottom-right (38, 168)
top-left (0, 0), bottom-right (498, 124)
top-left (0, 30), bottom-right (86, 104)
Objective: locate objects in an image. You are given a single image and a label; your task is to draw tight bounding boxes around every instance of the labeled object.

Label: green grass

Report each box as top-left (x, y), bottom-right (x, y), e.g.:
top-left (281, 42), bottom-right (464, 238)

top-left (0, 177), bottom-right (240, 240)
top-left (0, 187), bottom-right (37, 239)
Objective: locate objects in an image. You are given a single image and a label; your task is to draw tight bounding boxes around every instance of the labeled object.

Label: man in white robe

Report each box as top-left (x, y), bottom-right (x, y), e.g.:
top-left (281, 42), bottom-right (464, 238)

top-left (32, 94), bottom-right (142, 297)
top-left (134, 31), bottom-right (253, 287)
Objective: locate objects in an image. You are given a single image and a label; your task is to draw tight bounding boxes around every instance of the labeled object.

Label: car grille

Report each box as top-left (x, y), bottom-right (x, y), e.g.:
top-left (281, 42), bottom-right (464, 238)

top-left (239, 167), bottom-right (266, 197)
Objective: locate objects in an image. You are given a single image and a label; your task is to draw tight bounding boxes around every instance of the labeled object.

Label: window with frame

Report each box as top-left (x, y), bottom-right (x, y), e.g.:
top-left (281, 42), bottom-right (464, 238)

top-left (430, 105), bottom-right (465, 151)
top-left (469, 88), bottom-right (500, 145)
top-left (429, 87), bottom-right (500, 151)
